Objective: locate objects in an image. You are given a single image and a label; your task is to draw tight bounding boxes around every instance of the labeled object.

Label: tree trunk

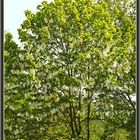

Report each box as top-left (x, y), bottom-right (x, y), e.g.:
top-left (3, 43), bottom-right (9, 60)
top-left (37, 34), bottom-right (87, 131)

top-left (87, 62), bottom-right (90, 140)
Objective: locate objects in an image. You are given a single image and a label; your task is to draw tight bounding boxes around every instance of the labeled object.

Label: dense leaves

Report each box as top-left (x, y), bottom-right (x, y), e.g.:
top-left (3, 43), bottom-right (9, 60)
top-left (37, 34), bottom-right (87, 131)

top-left (5, 0), bottom-right (136, 139)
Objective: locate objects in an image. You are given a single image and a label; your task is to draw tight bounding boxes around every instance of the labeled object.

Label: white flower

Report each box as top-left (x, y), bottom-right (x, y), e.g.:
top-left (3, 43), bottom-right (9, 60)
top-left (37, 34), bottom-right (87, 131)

top-left (113, 61), bottom-right (117, 68)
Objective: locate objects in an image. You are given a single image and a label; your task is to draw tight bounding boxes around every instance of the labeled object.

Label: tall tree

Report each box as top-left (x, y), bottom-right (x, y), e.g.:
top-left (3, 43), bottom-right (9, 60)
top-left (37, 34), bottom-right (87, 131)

top-left (5, 0), bottom-right (136, 139)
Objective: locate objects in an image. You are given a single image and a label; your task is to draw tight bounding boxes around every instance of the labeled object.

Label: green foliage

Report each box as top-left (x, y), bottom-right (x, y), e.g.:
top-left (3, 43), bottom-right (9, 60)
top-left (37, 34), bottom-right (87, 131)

top-left (5, 0), bottom-right (136, 139)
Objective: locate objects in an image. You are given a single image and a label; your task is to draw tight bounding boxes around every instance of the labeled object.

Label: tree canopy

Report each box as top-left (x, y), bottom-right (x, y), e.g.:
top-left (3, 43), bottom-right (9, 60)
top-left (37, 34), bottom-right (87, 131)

top-left (4, 0), bottom-right (136, 139)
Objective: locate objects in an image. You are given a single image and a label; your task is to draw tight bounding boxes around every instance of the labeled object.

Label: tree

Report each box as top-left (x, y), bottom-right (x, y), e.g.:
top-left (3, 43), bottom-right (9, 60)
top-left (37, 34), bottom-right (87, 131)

top-left (5, 0), bottom-right (136, 139)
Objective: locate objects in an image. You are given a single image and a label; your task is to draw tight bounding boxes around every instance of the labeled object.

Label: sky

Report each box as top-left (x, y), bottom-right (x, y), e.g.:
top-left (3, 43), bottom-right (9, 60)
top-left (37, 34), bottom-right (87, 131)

top-left (4, 0), bottom-right (52, 45)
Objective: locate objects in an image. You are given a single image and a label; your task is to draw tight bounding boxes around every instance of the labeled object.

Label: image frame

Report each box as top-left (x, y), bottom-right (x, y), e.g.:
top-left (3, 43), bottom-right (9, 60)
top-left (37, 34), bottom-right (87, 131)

top-left (1, 0), bottom-right (139, 139)
top-left (0, 0), bottom-right (4, 139)
top-left (137, 0), bottom-right (140, 139)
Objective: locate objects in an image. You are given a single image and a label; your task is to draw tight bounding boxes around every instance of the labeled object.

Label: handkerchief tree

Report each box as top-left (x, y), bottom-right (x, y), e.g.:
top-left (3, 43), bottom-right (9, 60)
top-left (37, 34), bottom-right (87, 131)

top-left (5, 0), bottom-right (136, 139)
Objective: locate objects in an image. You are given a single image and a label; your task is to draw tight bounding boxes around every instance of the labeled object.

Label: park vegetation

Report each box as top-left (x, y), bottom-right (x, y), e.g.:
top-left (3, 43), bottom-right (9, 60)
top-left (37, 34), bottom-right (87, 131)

top-left (4, 0), bottom-right (136, 139)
